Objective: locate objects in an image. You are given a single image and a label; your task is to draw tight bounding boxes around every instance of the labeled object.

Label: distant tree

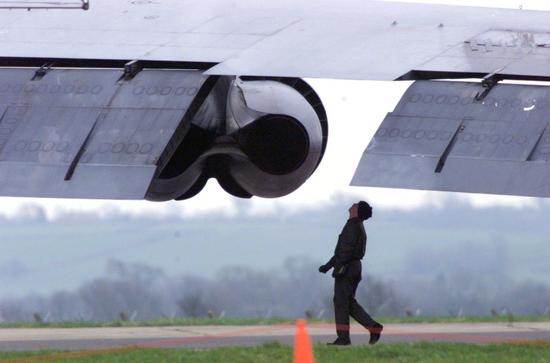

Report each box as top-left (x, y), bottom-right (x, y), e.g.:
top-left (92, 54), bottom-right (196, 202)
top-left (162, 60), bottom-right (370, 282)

top-left (357, 277), bottom-right (408, 316)
top-left (178, 293), bottom-right (208, 318)
top-left (32, 313), bottom-right (43, 324)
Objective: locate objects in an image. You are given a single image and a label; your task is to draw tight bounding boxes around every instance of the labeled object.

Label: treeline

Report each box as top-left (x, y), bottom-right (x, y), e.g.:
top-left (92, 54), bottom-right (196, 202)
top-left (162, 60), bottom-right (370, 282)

top-left (0, 258), bottom-right (548, 323)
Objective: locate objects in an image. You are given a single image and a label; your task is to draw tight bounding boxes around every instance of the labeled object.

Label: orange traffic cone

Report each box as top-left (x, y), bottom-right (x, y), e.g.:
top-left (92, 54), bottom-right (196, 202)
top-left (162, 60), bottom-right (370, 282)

top-left (293, 319), bottom-right (315, 363)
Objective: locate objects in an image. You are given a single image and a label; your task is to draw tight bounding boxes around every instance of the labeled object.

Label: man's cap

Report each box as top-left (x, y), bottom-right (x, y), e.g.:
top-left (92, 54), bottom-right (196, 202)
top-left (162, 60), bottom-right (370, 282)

top-left (358, 201), bottom-right (372, 220)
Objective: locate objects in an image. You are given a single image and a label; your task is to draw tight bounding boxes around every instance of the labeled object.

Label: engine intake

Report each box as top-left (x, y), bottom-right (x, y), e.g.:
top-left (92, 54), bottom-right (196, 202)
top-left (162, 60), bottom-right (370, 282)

top-left (238, 114), bottom-right (309, 176)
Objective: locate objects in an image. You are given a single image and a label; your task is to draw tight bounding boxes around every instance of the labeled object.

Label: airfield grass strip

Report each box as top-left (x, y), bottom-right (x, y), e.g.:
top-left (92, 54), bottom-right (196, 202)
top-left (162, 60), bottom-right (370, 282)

top-left (1, 342), bottom-right (550, 363)
top-left (1, 314), bottom-right (549, 329)
top-left (0, 346), bottom-right (141, 363)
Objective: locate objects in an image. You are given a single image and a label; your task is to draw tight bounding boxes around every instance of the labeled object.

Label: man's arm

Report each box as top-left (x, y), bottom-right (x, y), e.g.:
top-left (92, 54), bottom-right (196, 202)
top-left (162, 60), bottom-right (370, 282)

top-left (319, 256), bottom-right (336, 273)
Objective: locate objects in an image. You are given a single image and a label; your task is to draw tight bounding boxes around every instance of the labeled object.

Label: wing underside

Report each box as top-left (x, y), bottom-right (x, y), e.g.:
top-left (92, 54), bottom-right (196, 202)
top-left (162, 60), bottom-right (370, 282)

top-left (0, 67), bottom-right (210, 199)
top-left (352, 81), bottom-right (550, 197)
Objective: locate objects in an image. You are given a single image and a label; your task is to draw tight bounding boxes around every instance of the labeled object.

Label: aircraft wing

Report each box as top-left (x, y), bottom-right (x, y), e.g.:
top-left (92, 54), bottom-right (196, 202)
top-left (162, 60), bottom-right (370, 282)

top-left (1, 0), bottom-right (550, 200)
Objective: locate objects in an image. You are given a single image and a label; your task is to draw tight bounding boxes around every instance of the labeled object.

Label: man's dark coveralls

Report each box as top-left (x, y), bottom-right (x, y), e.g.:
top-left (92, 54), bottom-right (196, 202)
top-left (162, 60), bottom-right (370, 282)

top-left (323, 217), bottom-right (378, 341)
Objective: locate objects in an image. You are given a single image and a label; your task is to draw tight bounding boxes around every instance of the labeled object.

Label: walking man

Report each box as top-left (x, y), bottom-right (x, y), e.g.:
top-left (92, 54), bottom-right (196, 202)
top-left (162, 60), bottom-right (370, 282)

top-left (318, 201), bottom-right (383, 346)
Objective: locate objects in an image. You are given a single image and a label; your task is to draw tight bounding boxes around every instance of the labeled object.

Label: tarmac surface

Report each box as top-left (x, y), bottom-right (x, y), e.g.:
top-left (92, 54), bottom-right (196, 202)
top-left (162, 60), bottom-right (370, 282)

top-left (0, 322), bottom-right (548, 351)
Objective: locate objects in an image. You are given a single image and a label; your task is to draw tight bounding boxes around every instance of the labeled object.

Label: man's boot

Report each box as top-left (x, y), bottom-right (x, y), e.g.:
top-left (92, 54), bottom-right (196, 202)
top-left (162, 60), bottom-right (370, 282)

top-left (327, 330), bottom-right (351, 346)
top-left (368, 323), bottom-right (383, 345)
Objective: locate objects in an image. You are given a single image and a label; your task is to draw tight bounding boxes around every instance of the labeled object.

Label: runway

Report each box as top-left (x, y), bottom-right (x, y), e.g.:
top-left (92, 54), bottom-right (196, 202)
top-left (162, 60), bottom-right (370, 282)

top-left (0, 322), bottom-right (548, 351)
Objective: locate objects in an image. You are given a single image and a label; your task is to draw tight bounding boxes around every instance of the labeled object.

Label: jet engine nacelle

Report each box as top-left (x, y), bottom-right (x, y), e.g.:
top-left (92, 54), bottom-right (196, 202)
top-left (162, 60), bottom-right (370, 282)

top-left (146, 76), bottom-right (328, 201)
top-left (222, 78), bottom-right (325, 198)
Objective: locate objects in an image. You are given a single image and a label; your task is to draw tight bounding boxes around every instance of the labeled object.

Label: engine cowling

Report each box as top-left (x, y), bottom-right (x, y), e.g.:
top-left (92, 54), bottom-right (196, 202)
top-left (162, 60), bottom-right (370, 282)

top-left (146, 76), bottom-right (328, 201)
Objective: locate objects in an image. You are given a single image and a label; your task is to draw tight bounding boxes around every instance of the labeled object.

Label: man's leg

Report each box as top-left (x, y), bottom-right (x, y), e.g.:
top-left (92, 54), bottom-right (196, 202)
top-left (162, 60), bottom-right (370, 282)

top-left (350, 298), bottom-right (378, 329)
top-left (332, 276), bottom-right (353, 344)
top-left (349, 277), bottom-right (383, 344)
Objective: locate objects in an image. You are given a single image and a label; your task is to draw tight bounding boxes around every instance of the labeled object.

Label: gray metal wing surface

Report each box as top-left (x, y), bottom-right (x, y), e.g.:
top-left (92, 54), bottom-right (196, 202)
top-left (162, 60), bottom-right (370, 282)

top-left (0, 68), bottom-right (210, 199)
top-left (352, 80), bottom-right (550, 197)
top-left (0, 0), bottom-right (550, 80)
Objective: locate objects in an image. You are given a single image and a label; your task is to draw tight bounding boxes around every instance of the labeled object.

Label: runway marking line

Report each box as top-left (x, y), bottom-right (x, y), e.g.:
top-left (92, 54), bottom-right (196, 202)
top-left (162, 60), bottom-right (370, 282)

top-left (0, 322), bottom-right (547, 362)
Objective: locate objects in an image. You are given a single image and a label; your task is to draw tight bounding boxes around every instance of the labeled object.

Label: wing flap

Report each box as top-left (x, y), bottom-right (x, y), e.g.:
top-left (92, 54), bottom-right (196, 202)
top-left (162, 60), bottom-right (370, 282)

top-left (352, 80), bottom-right (550, 197)
top-left (0, 68), bottom-right (209, 199)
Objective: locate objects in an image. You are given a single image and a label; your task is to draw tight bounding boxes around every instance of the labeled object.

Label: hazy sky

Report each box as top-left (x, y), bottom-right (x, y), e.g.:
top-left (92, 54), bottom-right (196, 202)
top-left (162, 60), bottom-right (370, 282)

top-left (1, 0), bottom-right (550, 220)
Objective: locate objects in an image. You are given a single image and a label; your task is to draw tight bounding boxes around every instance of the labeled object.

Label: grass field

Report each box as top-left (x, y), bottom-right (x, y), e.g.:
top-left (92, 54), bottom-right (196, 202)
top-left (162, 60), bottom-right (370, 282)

top-left (0, 314), bottom-right (548, 329)
top-left (0, 341), bottom-right (549, 363)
